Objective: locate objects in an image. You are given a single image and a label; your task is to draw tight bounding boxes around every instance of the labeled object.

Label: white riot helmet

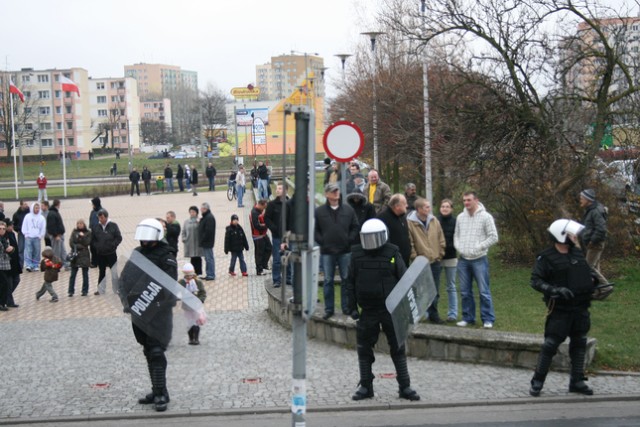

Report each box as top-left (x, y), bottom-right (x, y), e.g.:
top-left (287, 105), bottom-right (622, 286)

top-left (548, 219), bottom-right (584, 243)
top-left (360, 218), bottom-right (388, 250)
top-left (134, 218), bottom-right (164, 241)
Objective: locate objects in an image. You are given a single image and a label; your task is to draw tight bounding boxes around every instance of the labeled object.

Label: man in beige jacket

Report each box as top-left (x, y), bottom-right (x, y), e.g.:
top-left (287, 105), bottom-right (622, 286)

top-left (407, 198), bottom-right (446, 324)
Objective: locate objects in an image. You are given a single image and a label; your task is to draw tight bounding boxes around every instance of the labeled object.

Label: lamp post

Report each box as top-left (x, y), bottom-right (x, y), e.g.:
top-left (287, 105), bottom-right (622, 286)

top-left (420, 0), bottom-right (433, 204)
top-left (335, 53), bottom-right (352, 196)
top-left (361, 32), bottom-right (385, 171)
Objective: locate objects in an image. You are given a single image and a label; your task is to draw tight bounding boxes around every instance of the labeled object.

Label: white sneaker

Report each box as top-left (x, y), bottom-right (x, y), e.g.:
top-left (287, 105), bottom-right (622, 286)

top-left (483, 322), bottom-right (493, 329)
top-left (456, 320), bottom-right (469, 327)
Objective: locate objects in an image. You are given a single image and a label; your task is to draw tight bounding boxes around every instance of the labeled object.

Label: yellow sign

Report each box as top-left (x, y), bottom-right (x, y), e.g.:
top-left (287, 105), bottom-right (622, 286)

top-left (231, 87), bottom-right (261, 99)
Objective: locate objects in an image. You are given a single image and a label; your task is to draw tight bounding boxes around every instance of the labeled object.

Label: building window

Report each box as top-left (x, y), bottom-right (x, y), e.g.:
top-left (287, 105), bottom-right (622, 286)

top-left (111, 95), bottom-right (118, 102)
top-left (97, 96), bottom-right (106, 103)
top-left (55, 90), bottom-right (61, 98)
top-left (22, 75), bottom-right (30, 83)
top-left (55, 106), bottom-right (61, 114)
top-left (37, 74), bottom-right (49, 83)
top-left (40, 123), bottom-right (52, 131)
top-left (65, 106), bottom-right (72, 114)
top-left (144, 112), bottom-right (152, 118)
top-left (67, 138), bottom-right (74, 146)
top-left (121, 136), bottom-right (127, 144)
top-left (23, 91), bottom-right (31, 99)
top-left (120, 109), bottom-right (125, 116)
top-left (39, 107), bottom-right (51, 115)
top-left (57, 122), bottom-right (62, 130)
top-left (41, 138), bottom-right (53, 147)
top-left (96, 82), bottom-right (105, 90)
top-left (120, 122), bottom-right (127, 129)
top-left (38, 91), bottom-right (50, 99)
top-left (66, 121), bottom-right (73, 130)
top-left (24, 107), bottom-right (32, 115)
top-left (113, 136), bottom-right (120, 143)
top-left (57, 138), bottom-right (63, 146)
top-left (98, 109), bottom-right (108, 117)
top-left (99, 136), bottom-right (107, 145)
top-left (25, 123), bottom-right (33, 130)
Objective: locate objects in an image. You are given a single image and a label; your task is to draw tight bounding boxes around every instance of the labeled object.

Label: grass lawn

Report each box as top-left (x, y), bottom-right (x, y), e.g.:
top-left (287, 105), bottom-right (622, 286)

top-left (321, 253), bottom-right (639, 372)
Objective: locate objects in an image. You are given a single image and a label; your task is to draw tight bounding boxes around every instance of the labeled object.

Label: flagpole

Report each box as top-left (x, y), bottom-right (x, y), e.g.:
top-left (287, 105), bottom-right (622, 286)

top-left (61, 77), bottom-right (68, 198)
top-left (9, 86), bottom-right (19, 199)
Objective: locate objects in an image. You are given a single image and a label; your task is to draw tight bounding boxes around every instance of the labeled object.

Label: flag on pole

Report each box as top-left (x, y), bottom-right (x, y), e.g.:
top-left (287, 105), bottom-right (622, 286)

top-left (60, 75), bottom-right (80, 96)
top-left (9, 79), bottom-right (25, 103)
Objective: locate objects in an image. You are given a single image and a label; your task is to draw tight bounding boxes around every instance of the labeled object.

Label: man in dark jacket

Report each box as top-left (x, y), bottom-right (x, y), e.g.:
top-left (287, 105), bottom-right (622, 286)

top-left (129, 168), bottom-right (141, 196)
top-left (314, 183), bottom-right (360, 320)
top-left (165, 211), bottom-right (181, 255)
top-left (12, 200), bottom-right (29, 268)
top-left (46, 199), bottom-right (68, 268)
top-left (4, 219), bottom-right (21, 307)
top-left (377, 194), bottom-right (411, 266)
top-left (91, 209), bottom-right (122, 295)
top-left (141, 166), bottom-right (152, 195)
top-left (579, 189), bottom-right (613, 299)
top-left (119, 218), bottom-right (178, 412)
top-left (257, 161), bottom-right (269, 199)
top-left (346, 191), bottom-right (376, 232)
top-left (164, 164), bottom-right (174, 192)
top-left (198, 202), bottom-right (216, 280)
top-left (205, 162), bottom-right (217, 191)
top-left (264, 184), bottom-right (292, 286)
top-left (176, 164), bottom-right (184, 192)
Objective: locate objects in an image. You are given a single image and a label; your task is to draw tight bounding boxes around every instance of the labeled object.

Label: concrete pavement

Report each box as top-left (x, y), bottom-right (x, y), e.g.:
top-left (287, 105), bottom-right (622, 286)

top-left (0, 189), bottom-right (639, 424)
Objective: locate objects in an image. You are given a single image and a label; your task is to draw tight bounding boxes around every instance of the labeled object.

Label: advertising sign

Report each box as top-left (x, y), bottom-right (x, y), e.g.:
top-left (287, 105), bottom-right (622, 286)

top-left (236, 108), bottom-right (269, 127)
top-left (253, 117), bottom-right (266, 145)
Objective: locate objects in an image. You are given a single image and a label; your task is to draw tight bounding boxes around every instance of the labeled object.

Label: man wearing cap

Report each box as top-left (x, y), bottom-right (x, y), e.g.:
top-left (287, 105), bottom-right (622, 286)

top-left (579, 189), bottom-right (613, 298)
top-left (315, 183), bottom-right (360, 320)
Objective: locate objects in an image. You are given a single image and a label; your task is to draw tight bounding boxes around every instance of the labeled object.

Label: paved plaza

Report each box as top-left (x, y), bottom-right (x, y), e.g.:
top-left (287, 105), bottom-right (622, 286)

top-left (0, 190), bottom-right (639, 423)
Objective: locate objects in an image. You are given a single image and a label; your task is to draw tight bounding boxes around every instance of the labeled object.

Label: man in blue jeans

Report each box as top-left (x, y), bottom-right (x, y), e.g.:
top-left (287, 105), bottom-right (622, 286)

top-left (198, 202), bottom-right (216, 281)
top-left (264, 184), bottom-right (292, 287)
top-left (314, 183), bottom-right (360, 320)
top-left (453, 191), bottom-right (498, 329)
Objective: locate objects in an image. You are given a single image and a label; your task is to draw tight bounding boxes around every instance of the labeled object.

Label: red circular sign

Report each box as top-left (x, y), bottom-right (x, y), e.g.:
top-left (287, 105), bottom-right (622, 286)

top-left (323, 121), bottom-right (365, 162)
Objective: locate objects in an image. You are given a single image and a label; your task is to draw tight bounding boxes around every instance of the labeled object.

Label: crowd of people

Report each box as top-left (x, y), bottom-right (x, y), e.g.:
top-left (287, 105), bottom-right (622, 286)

top-left (0, 157), bottom-right (613, 408)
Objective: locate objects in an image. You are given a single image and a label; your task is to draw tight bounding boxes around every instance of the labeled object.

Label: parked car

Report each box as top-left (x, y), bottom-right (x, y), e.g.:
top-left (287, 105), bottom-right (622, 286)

top-left (148, 151), bottom-right (173, 159)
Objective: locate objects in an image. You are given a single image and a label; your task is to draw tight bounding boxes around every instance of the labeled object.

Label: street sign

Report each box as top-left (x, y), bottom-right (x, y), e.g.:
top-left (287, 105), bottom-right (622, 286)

top-left (322, 120), bottom-right (364, 162)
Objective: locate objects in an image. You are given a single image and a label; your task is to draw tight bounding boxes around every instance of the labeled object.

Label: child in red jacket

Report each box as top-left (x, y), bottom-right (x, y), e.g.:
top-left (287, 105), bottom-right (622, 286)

top-left (36, 246), bottom-right (62, 302)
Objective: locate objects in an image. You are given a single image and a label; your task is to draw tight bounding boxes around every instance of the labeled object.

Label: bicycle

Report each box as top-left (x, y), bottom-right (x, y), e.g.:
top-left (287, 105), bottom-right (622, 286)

top-left (227, 180), bottom-right (237, 201)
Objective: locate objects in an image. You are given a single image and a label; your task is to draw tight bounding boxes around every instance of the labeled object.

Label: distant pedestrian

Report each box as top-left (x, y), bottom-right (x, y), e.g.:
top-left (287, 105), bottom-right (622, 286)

top-left (22, 202), bottom-right (46, 272)
top-left (164, 164), bottom-right (174, 192)
top-left (67, 219), bottom-right (91, 297)
top-left (206, 162), bottom-right (217, 191)
top-left (129, 167), bottom-right (141, 196)
top-left (198, 202), bottom-right (216, 281)
top-left (35, 246), bottom-right (61, 303)
top-left (12, 200), bottom-right (30, 269)
top-left (364, 170), bottom-right (392, 214)
top-left (224, 214), bottom-right (249, 277)
top-left (89, 197), bottom-right (102, 268)
top-left (579, 189), bottom-right (613, 300)
top-left (0, 220), bottom-right (15, 311)
top-left (182, 206), bottom-right (203, 276)
top-left (404, 183), bottom-right (417, 212)
top-left (165, 211), bottom-right (180, 255)
top-left (185, 165), bottom-right (192, 191)
top-left (250, 199), bottom-right (271, 276)
top-left (36, 173), bottom-right (48, 202)
top-left (377, 194), bottom-right (411, 266)
top-left (142, 166), bottom-right (152, 195)
top-left (3, 219), bottom-right (21, 308)
top-left (236, 165), bottom-right (246, 208)
top-left (91, 209), bottom-right (122, 295)
top-left (176, 164), bottom-right (185, 192)
top-left (438, 199), bottom-right (459, 322)
top-left (46, 199), bottom-right (69, 269)
top-left (190, 165), bottom-right (199, 196)
top-left (257, 161), bottom-right (269, 199)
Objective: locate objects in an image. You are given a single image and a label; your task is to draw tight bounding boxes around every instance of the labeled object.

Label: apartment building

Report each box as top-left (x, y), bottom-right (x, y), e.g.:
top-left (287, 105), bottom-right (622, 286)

top-left (1, 68), bottom-right (141, 159)
top-left (255, 53), bottom-right (326, 101)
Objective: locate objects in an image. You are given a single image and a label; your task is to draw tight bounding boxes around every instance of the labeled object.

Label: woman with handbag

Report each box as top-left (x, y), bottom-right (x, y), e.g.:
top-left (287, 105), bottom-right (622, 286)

top-left (68, 219), bottom-right (92, 297)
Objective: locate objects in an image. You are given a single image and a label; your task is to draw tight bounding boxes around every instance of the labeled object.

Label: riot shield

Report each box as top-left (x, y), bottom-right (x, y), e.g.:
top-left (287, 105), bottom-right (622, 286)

top-left (385, 256), bottom-right (437, 345)
top-left (99, 250), bottom-right (207, 347)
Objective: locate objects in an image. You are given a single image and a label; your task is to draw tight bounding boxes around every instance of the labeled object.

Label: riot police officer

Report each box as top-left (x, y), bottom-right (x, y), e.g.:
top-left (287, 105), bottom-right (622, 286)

top-left (345, 218), bottom-right (420, 401)
top-left (120, 218), bottom-right (178, 411)
top-left (529, 219), bottom-right (596, 397)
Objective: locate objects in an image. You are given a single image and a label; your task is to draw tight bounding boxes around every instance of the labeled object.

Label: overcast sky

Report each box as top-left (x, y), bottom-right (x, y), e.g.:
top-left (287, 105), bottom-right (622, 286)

top-left (2, 0), bottom-right (384, 97)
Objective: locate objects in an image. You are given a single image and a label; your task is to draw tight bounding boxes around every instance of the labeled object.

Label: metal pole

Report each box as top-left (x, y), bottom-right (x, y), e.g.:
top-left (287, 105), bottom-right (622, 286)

top-left (362, 32), bottom-right (385, 171)
top-left (421, 0), bottom-right (433, 204)
top-left (9, 85), bottom-right (19, 199)
top-left (291, 107), bottom-right (311, 427)
top-left (61, 78), bottom-right (68, 198)
top-left (335, 54), bottom-right (352, 197)
top-left (233, 105), bottom-right (239, 164)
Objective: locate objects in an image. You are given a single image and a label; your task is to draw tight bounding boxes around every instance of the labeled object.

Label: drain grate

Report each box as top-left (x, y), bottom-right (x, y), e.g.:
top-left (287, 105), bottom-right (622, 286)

top-left (242, 377), bottom-right (262, 384)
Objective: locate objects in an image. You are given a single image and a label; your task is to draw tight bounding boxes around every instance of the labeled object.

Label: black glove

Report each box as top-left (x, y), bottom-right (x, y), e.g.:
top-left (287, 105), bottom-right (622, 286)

top-left (551, 287), bottom-right (574, 300)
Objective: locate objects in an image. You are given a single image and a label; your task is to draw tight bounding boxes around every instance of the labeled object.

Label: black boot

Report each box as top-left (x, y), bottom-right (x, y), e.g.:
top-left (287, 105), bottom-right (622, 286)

top-left (138, 352), bottom-right (155, 404)
top-left (153, 395), bottom-right (168, 412)
top-left (188, 328), bottom-right (195, 345)
top-left (193, 326), bottom-right (200, 345)
top-left (569, 337), bottom-right (593, 395)
top-left (150, 347), bottom-right (170, 410)
top-left (352, 358), bottom-right (374, 400)
top-left (529, 373), bottom-right (546, 397)
top-left (392, 354), bottom-right (420, 401)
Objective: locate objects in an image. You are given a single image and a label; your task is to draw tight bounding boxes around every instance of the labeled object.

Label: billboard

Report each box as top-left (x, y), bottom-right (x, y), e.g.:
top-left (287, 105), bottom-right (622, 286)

top-left (236, 108), bottom-right (269, 127)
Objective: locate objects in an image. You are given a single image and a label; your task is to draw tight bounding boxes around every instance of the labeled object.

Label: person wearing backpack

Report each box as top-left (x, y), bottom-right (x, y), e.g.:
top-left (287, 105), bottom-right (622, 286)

top-left (579, 189), bottom-right (613, 300)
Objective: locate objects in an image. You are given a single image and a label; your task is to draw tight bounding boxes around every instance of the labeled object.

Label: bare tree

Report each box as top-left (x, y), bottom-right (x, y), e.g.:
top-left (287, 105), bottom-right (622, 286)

top-left (1, 78), bottom-right (38, 159)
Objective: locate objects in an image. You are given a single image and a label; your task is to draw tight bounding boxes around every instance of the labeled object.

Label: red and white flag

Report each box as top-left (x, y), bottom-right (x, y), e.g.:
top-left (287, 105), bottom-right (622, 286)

top-left (9, 79), bottom-right (25, 103)
top-left (60, 75), bottom-right (80, 97)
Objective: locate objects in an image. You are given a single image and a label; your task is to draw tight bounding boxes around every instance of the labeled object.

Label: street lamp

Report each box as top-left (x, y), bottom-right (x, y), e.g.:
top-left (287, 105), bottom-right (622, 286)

top-left (420, 0), bottom-right (433, 204)
top-left (361, 31), bottom-right (385, 171)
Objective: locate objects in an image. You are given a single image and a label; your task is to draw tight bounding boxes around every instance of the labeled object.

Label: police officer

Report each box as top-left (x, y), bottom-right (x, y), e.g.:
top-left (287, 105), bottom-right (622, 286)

top-left (119, 218), bottom-right (178, 412)
top-left (529, 219), bottom-right (596, 397)
top-left (345, 218), bottom-right (420, 401)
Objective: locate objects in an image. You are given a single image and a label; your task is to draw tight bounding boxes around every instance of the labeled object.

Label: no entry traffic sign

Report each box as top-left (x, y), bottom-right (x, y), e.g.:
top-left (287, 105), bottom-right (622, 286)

top-left (323, 120), bottom-right (364, 162)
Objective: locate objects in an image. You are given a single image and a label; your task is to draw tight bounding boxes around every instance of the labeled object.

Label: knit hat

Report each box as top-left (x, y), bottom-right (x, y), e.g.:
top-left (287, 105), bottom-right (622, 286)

top-left (580, 189), bottom-right (596, 202)
top-left (182, 263), bottom-right (195, 275)
top-left (231, 214), bottom-right (239, 221)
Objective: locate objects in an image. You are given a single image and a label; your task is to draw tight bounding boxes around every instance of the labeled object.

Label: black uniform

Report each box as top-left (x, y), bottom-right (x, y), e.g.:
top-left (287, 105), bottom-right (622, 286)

top-left (529, 244), bottom-right (596, 396)
top-left (129, 170), bottom-right (141, 196)
top-left (345, 242), bottom-right (419, 401)
top-left (142, 168), bottom-right (152, 195)
top-left (119, 241), bottom-right (178, 411)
